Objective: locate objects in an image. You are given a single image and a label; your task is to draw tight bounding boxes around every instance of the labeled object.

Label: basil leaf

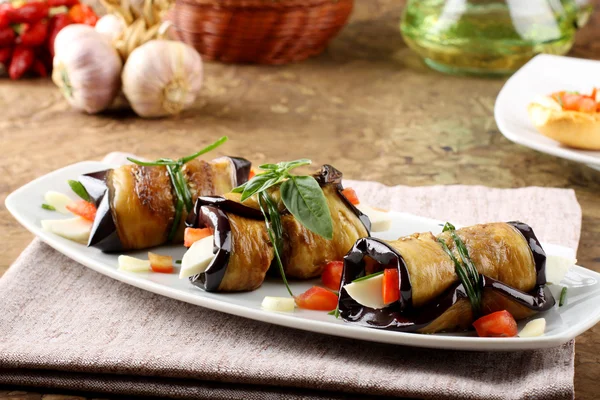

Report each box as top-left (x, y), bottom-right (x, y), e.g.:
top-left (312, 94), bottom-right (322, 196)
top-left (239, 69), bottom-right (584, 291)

top-left (240, 172), bottom-right (280, 202)
top-left (258, 163), bottom-right (279, 170)
top-left (280, 176), bottom-right (333, 240)
top-left (68, 180), bottom-right (90, 202)
top-left (281, 159), bottom-right (311, 172)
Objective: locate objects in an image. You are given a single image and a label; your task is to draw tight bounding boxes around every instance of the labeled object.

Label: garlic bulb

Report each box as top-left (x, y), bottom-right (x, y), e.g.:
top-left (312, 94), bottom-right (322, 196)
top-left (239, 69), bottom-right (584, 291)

top-left (95, 14), bottom-right (126, 42)
top-left (52, 25), bottom-right (123, 114)
top-left (122, 40), bottom-right (203, 118)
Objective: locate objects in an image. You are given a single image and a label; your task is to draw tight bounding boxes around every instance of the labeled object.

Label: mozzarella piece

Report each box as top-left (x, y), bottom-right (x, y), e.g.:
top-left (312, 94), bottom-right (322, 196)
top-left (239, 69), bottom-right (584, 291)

top-left (545, 255), bottom-right (576, 285)
top-left (41, 217), bottom-right (92, 243)
top-left (44, 191), bottom-right (75, 214)
top-left (343, 273), bottom-right (386, 309)
top-left (357, 204), bottom-right (392, 232)
top-left (518, 318), bottom-right (546, 338)
top-left (179, 235), bottom-right (215, 279)
top-left (531, 95), bottom-right (562, 111)
top-left (261, 296), bottom-right (295, 312)
top-left (118, 255), bottom-right (151, 272)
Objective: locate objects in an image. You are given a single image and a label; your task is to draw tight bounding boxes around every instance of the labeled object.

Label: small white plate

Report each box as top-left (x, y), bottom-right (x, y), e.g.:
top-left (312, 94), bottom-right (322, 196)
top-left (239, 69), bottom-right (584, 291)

top-left (6, 161), bottom-right (600, 351)
top-left (495, 54), bottom-right (600, 171)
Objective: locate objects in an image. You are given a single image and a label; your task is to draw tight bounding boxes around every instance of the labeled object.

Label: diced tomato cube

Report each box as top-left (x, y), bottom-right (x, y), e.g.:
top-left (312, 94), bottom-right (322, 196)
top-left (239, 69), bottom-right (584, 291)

top-left (341, 187), bottom-right (359, 205)
top-left (321, 260), bottom-right (344, 291)
top-left (472, 310), bottom-right (518, 338)
top-left (578, 97), bottom-right (596, 113)
top-left (184, 227), bottom-right (212, 247)
top-left (148, 252), bottom-right (174, 273)
top-left (295, 286), bottom-right (338, 311)
top-left (382, 268), bottom-right (400, 304)
top-left (66, 200), bottom-right (97, 221)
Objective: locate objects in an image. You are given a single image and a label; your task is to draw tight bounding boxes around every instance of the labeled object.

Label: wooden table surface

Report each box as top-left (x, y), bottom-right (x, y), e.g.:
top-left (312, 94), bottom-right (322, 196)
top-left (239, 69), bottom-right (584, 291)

top-left (2, 0), bottom-right (600, 398)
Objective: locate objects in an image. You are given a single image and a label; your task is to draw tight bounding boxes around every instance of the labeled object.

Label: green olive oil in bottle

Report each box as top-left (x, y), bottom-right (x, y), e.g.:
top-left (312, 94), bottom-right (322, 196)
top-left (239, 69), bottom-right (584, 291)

top-left (400, 0), bottom-right (588, 76)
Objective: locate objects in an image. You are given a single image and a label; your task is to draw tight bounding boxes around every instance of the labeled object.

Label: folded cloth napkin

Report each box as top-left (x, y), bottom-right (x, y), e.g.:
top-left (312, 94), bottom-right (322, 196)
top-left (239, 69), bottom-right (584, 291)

top-left (0, 153), bottom-right (582, 400)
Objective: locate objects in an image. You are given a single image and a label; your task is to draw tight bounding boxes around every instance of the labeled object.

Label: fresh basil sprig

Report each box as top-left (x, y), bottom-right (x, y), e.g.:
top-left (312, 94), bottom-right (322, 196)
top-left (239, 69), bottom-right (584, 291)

top-left (437, 222), bottom-right (483, 315)
top-left (127, 136), bottom-right (228, 241)
top-left (232, 159), bottom-right (333, 240)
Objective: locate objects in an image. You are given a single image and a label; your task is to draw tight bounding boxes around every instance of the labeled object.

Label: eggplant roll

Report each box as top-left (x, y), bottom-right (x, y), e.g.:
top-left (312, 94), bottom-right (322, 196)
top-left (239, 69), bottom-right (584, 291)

top-left (80, 156), bottom-right (251, 252)
top-left (186, 165), bottom-right (371, 292)
top-left (338, 222), bottom-right (555, 333)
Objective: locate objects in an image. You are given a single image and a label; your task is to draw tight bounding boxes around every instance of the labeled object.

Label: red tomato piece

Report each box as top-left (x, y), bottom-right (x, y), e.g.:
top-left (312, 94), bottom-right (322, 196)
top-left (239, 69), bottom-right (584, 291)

top-left (66, 200), bottom-right (97, 221)
top-left (184, 227), bottom-right (213, 247)
top-left (248, 169), bottom-right (256, 180)
top-left (382, 268), bottom-right (400, 304)
top-left (472, 310), bottom-right (518, 338)
top-left (561, 93), bottom-right (582, 111)
top-left (578, 97), bottom-right (596, 113)
top-left (295, 286), bottom-right (338, 311)
top-left (341, 187), bottom-right (359, 205)
top-left (321, 260), bottom-right (344, 291)
top-left (148, 252), bottom-right (174, 273)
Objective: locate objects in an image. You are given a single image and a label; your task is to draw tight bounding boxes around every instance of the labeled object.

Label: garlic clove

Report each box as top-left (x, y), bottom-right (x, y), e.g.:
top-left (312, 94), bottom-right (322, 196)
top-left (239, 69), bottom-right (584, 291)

top-left (122, 40), bottom-right (203, 118)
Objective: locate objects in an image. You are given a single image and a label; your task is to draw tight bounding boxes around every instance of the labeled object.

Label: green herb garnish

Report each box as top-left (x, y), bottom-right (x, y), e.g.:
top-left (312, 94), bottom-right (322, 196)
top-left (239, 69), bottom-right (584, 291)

top-left (352, 270), bottom-right (384, 283)
top-left (438, 222), bottom-right (482, 315)
top-left (175, 260), bottom-right (182, 264)
top-left (328, 306), bottom-right (340, 318)
top-left (127, 136), bottom-right (227, 241)
top-left (233, 158), bottom-right (335, 296)
top-left (258, 191), bottom-right (293, 297)
top-left (559, 287), bottom-right (567, 307)
top-left (41, 203), bottom-right (56, 211)
top-left (68, 180), bottom-right (90, 202)
top-left (233, 159), bottom-right (333, 240)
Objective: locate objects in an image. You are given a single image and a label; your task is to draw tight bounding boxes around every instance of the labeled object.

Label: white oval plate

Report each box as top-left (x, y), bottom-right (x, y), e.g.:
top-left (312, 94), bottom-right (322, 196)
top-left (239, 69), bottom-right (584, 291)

top-left (6, 161), bottom-right (600, 351)
top-left (495, 54), bottom-right (600, 171)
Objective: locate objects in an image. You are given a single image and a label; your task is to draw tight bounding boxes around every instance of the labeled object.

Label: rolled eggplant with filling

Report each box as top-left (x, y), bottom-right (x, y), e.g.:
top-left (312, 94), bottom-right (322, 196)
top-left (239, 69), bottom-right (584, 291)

top-left (183, 165), bottom-right (371, 292)
top-left (338, 222), bottom-right (555, 334)
top-left (79, 156), bottom-right (251, 252)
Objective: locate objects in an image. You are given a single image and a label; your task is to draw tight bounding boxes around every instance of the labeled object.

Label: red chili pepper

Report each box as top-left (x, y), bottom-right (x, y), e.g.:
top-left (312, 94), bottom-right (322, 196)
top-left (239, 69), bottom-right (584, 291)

top-left (0, 47), bottom-right (12, 65)
top-left (0, 4), bottom-right (11, 29)
top-left (32, 58), bottom-right (46, 77)
top-left (46, 13), bottom-right (72, 57)
top-left (48, 0), bottom-right (80, 7)
top-left (8, 45), bottom-right (34, 80)
top-left (68, 4), bottom-right (97, 26)
top-left (0, 27), bottom-right (15, 46)
top-left (7, 2), bottom-right (49, 24)
top-left (18, 20), bottom-right (48, 47)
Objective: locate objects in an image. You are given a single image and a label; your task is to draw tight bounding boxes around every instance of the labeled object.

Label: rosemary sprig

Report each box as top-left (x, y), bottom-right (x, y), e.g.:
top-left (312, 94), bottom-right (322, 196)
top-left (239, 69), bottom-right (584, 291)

top-left (559, 287), bottom-right (567, 307)
top-left (352, 270), bottom-right (384, 283)
top-left (438, 222), bottom-right (482, 315)
top-left (258, 191), bottom-right (293, 297)
top-left (127, 136), bottom-right (228, 241)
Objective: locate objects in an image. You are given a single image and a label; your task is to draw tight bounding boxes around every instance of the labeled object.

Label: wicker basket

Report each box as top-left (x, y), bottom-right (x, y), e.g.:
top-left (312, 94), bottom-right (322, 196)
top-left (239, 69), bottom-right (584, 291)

top-left (170, 0), bottom-right (354, 64)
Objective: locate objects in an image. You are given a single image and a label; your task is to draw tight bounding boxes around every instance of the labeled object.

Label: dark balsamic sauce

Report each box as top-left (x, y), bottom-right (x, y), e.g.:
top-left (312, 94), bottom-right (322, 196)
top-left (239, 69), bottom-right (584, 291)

top-left (338, 222), bottom-right (556, 332)
top-left (81, 157), bottom-right (251, 253)
top-left (187, 164), bottom-right (372, 292)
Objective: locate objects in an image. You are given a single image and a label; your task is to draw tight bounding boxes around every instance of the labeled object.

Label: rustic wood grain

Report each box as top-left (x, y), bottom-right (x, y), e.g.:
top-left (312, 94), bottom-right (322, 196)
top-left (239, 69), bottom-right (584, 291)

top-left (2, 0), bottom-right (600, 398)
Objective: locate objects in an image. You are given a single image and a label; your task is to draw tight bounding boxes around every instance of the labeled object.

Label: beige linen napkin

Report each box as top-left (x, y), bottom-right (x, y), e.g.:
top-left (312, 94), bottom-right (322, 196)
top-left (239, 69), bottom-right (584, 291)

top-left (0, 153), bottom-right (582, 399)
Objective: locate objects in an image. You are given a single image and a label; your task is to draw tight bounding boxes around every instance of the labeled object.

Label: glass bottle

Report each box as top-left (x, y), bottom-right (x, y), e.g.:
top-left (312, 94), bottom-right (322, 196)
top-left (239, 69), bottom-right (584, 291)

top-left (400, 0), bottom-right (591, 76)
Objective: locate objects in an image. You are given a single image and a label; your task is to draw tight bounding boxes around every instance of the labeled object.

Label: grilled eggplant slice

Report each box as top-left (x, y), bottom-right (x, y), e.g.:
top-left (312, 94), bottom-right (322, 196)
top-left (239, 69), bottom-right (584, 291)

top-left (80, 156), bottom-right (251, 252)
top-left (338, 222), bottom-right (555, 333)
top-left (186, 165), bottom-right (371, 292)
